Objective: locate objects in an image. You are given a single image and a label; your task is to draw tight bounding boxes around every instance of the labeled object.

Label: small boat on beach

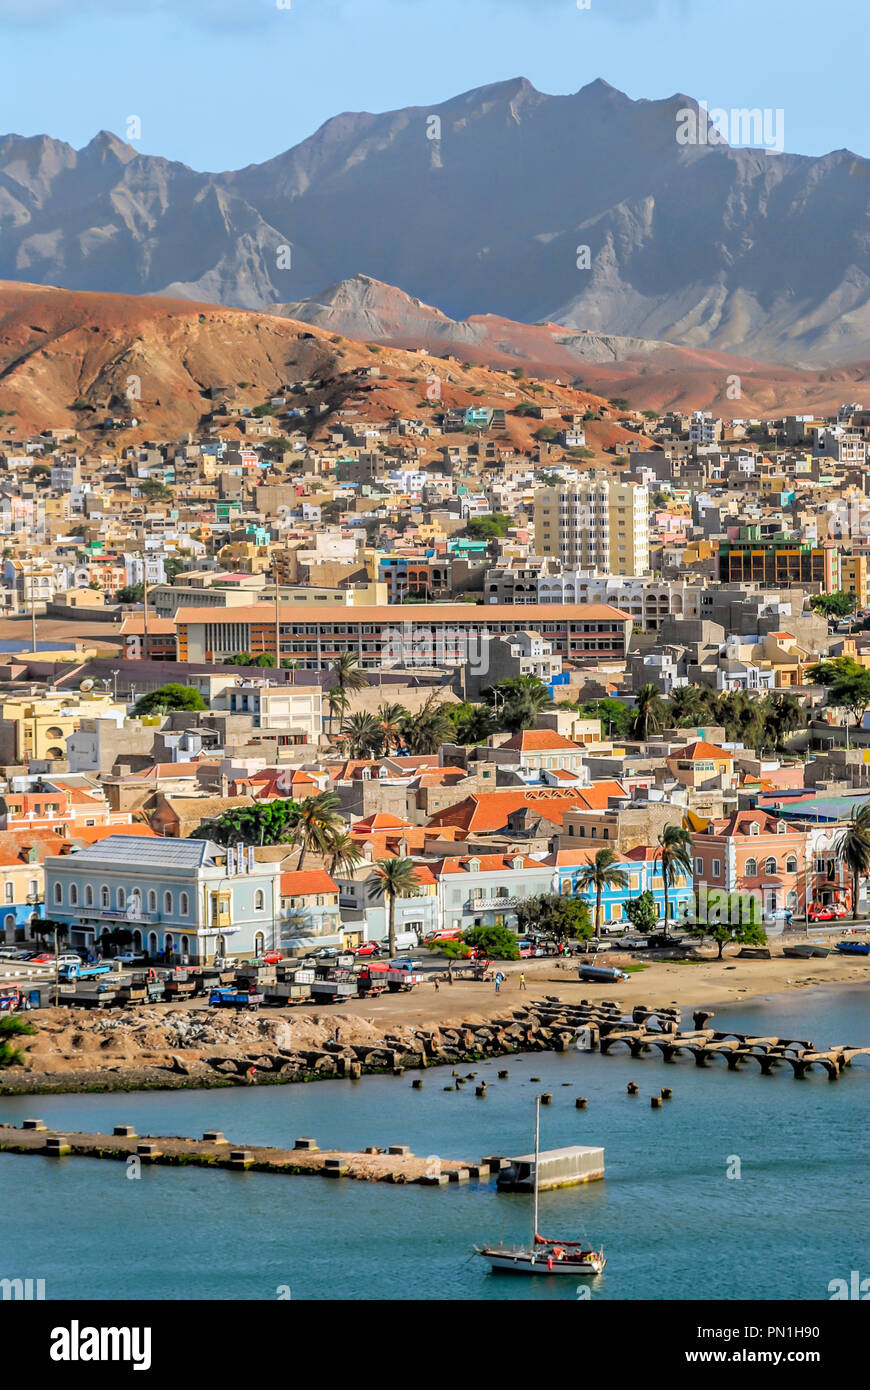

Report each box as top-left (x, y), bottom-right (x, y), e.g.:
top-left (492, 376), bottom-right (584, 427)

top-left (835, 940), bottom-right (870, 956)
top-left (783, 944), bottom-right (831, 959)
top-left (475, 1097), bottom-right (606, 1279)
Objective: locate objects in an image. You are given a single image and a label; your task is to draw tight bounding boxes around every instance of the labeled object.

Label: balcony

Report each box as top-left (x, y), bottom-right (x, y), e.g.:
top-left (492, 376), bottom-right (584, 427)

top-left (467, 896), bottom-right (520, 911)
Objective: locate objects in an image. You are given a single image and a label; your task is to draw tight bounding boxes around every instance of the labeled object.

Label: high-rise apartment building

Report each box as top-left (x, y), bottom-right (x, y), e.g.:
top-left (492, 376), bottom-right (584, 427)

top-left (533, 480), bottom-right (650, 576)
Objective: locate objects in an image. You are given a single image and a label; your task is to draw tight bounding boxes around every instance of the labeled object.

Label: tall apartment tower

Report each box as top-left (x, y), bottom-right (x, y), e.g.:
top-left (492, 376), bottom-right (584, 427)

top-left (534, 479), bottom-right (650, 576)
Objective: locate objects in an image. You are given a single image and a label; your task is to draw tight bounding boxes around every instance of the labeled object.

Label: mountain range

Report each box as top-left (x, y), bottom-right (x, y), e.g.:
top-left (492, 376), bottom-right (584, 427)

top-left (2, 78), bottom-right (870, 368)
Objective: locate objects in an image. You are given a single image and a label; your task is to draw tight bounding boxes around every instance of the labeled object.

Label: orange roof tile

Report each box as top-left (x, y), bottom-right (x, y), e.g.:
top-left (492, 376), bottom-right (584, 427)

top-left (280, 869), bottom-right (339, 897)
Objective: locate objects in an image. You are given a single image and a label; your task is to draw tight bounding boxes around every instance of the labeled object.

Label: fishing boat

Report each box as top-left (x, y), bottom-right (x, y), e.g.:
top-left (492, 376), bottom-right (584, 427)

top-left (783, 944), bottom-right (831, 959)
top-left (835, 940), bottom-right (870, 955)
top-left (475, 1097), bottom-right (606, 1278)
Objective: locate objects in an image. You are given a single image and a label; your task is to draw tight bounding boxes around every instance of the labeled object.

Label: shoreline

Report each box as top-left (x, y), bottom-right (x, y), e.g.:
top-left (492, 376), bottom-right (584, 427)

top-left (1, 952), bottom-right (866, 1098)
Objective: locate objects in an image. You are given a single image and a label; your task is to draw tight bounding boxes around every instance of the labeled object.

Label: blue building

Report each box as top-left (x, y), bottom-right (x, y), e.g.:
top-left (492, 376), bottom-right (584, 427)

top-left (549, 846), bottom-right (693, 927)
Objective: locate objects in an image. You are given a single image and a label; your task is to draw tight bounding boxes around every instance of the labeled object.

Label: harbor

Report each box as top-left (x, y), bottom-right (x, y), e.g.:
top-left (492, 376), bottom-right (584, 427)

top-left (0, 987), bottom-right (865, 1302)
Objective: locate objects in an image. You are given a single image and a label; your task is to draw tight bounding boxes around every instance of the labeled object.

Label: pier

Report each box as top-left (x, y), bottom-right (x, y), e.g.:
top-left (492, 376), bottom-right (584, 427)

top-left (0, 1121), bottom-right (494, 1185)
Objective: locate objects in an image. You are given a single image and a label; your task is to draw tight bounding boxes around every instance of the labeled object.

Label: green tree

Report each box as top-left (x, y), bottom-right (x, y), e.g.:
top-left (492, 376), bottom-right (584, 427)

top-left (464, 514), bottom-right (513, 542)
top-left (293, 791), bottom-right (344, 871)
top-left (448, 702), bottom-right (497, 745)
top-left (807, 658), bottom-right (870, 738)
top-left (656, 825), bottom-right (693, 934)
top-left (835, 802), bottom-right (870, 921)
top-left (0, 1015), bottom-right (37, 1069)
top-left (195, 799), bottom-right (303, 847)
top-left (515, 893), bottom-right (593, 946)
top-left (325, 830), bottom-right (365, 878)
top-left (577, 697), bottom-right (634, 740)
top-left (376, 702), bottom-right (410, 753)
top-left (368, 857), bottom-right (421, 957)
top-left (624, 890), bottom-right (659, 934)
top-left (684, 895), bottom-right (766, 959)
top-left (809, 591), bottom-right (856, 619)
top-left (631, 684), bottom-right (668, 742)
top-left (608, 397), bottom-right (630, 411)
top-left (486, 675), bottom-right (553, 734)
top-left (401, 693), bottom-right (454, 754)
top-left (133, 684), bottom-right (207, 715)
top-left (337, 711), bottom-right (384, 759)
top-left (140, 480), bottom-right (173, 502)
top-left (462, 924), bottom-right (520, 960)
top-left (117, 584), bottom-right (144, 604)
top-left (572, 850), bottom-right (630, 936)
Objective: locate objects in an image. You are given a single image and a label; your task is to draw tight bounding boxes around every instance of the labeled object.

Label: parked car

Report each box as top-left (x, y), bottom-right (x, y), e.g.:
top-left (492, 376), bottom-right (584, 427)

top-left (354, 941), bottom-right (382, 957)
top-left (26, 952), bottom-right (56, 964)
top-left (621, 936), bottom-right (651, 950)
top-left (113, 952), bottom-right (147, 966)
top-left (808, 903), bottom-right (848, 921)
top-left (389, 957), bottom-right (423, 971)
top-left (262, 951), bottom-right (284, 964)
top-left (312, 947), bottom-right (341, 960)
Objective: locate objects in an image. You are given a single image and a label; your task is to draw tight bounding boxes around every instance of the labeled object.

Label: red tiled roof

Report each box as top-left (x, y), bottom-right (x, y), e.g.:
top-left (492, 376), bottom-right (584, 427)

top-left (500, 730), bottom-right (583, 752)
top-left (669, 740), bottom-right (732, 761)
top-left (280, 870), bottom-right (339, 896)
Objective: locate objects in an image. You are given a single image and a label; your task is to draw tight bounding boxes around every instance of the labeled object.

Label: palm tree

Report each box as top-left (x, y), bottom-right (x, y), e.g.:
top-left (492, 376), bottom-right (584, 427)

top-left (336, 711), bottom-right (384, 759)
top-left (326, 685), bottom-right (349, 736)
top-left (573, 849), bottom-right (629, 937)
top-left (368, 857), bottom-right (421, 957)
top-left (325, 829), bottom-right (364, 878)
top-left (330, 651), bottom-right (368, 702)
top-left (631, 684), bottom-right (667, 742)
top-left (763, 692), bottom-right (806, 751)
top-left (835, 803), bottom-right (870, 921)
top-left (293, 791), bottom-right (344, 871)
top-left (376, 702), bottom-right (410, 754)
top-left (401, 693), bottom-right (454, 754)
top-left (451, 702), bottom-right (497, 745)
top-left (656, 824), bottom-right (693, 935)
top-left (488, 676), bottom-right (553, 734)
top-left (669, 684), bottom-right (707, 727)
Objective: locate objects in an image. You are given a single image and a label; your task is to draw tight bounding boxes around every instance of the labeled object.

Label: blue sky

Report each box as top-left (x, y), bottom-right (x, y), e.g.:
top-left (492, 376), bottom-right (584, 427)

top-left (0, 0), bottom-right (865, 170)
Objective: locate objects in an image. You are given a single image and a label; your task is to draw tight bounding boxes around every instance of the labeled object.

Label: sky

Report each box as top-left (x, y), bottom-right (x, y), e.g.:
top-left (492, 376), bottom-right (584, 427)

top-left (0, 0), bottom-right (866, 171)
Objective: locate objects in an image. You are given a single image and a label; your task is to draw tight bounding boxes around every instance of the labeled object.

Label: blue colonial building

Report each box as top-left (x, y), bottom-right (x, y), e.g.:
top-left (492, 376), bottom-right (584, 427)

top-left (549, 845), bottom-right (693, 927)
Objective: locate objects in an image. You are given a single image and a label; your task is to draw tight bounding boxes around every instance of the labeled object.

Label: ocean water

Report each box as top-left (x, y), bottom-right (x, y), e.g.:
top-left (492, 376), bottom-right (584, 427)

top-left (1, 988), bottom-right (867, 1301)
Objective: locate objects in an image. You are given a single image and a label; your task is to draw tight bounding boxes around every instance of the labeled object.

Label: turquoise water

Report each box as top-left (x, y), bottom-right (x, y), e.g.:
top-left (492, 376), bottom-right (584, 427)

top-left (1, 989), bottom-right (867, 1301)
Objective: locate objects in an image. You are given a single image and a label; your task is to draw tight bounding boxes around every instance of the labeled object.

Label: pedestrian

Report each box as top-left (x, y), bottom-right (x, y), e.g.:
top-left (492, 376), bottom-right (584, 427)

top-left (519, 972), bottom-right (526, 991)
top-left (494, 971), bottom-right (503, 994)
top-left (247, 1064), bottom-right (257, 1085)
top-left (433, 976), bottom-right (440, 992)
top-left (334, 1025), bottom-right (341, 1045)
top-left (447, 961), bottom-right (454, 986)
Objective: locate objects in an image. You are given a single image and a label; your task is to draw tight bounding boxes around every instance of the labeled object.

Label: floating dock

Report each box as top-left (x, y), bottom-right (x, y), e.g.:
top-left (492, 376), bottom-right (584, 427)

top-left (495, 1145), bottom-right (605, 1191)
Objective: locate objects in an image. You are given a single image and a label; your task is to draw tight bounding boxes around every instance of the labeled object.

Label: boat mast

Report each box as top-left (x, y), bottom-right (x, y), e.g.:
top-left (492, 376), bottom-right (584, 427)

top-left (533, 1094), bottom-right (540, 1242)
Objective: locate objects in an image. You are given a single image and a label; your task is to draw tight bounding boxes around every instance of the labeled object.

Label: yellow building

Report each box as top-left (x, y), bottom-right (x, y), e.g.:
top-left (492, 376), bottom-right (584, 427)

top-left (534, 479), bottom-right (649, 576)
top-left (0, 690), bottom-right (124, 765)
top-left (841, 553), bottom-right (869, 609)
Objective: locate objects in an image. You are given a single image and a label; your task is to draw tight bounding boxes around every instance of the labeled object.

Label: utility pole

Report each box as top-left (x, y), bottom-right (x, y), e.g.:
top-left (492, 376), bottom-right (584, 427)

top-left (274, 570), bottom-right (281, 671)
top-left (142, 580), bottom-right (149, 662)
top-left (52, 922), bottom-right (59, 1008)
top-left (30, 569), bottom-right (37, 653)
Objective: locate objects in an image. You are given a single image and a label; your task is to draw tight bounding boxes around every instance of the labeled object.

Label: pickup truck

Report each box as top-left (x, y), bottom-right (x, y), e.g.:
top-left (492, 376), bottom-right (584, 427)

top-left (58, 961), bottom-right (113, 983)
top-left (208, 987), bottom-right (263, 1012)
top-left (385, 968), bottom-right (426, 992)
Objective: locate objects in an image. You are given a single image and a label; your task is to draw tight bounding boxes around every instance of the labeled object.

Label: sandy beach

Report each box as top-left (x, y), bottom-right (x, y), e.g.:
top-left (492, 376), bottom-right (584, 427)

top-left (1, 946), bottom-right (866, 1095)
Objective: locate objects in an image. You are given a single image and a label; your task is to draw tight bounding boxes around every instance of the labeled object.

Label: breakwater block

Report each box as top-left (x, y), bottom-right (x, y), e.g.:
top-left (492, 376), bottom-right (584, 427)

top-left (136, 1143), bottom-right (160, 1160)
top-left (497, 1145), bottom-right (605, 1191)
top-left (388, 1144), bottom-right (412, 1156)
top-left (203, 1131), bottom-right (228, 1144)
top-left (420, 1172), bottom-right (449, 1186)
top-left (323, 1159), bottom-right (347, 1178)
top-left (113, 1125), bottom-right (137, 1138)
top-left (449, 1168), bottom-right (470, 1183)
top-left (293, 1137), bottom-right (318, 1152)
top-left (21, 1119), bottom-right (46, 1131)
top-left (482, 1155), bottom-right (510, 1172)
top-left (44, 1136), bottom-right (70, 1157)
top-left (651, 1096), bottom-right (663, 1109)
top-left (229, 1150), bottom-right (254, 1169)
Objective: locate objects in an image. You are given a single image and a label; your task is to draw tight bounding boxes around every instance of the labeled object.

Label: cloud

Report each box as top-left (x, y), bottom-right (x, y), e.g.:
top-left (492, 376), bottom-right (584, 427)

top-left (0, 0), bottom-right (290, 27)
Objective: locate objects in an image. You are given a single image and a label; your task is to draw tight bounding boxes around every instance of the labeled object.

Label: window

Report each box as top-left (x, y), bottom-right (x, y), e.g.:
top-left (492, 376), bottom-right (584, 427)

top-left (712, 859), bottom-right (721, 878)
top-left (148, 890), bottom-right (157, 912)
top-left (254, 889), bottom-right (265, 911)
top-left (164, 891), bottom-right (173, 915)
top-left (69, 883), bottom-right (78, 906)
top-left (764, 857), bottom-right (777, 876)
top-left (179, 892), bottom-right (189, 916)
top-left (100, 885), bottom-right (109, 908)
top-left (53, 882), bottom-right (62, 905)
top-left (745, 858), bottom-right (757, 877)
top-left (85, 884), bottom-right (94, 907)
top-left (3, 883), bottom-right (12, 904)
top-left (786, 856), bottom-right (798, 874)
top-left (695, 857), bottom-right (703, 875)
top-left (117, 887), bottom-right (126, 909)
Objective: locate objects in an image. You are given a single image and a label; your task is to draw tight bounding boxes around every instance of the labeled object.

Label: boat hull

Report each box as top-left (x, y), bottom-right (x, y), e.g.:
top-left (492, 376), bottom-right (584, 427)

top-left (477, 1247), bottom-right (605, 1276)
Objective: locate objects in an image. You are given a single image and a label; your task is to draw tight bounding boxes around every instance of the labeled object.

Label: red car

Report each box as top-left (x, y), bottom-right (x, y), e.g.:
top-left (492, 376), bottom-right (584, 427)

top-left (262, 951), bottom-right (284, 964)
top-left (27, 952), bottom-right (55, 964)
top-left (807, 904), bottom-right (847, 921)
top-left (354, 941), bottom-right (382, 957)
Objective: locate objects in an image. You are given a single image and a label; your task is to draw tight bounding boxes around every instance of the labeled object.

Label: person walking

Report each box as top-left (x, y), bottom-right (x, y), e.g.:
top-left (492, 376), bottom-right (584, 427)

top-left (519, 972), bottom-right (526, 991)
top-left (494, 971), bottom-right (504, 994)
top-left (247, 1064), bottom-right (257, 1085)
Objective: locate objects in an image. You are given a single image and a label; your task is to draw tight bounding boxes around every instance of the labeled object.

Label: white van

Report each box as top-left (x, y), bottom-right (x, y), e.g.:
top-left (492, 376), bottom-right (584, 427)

top-left (380, 931), bottom-right (420, 952)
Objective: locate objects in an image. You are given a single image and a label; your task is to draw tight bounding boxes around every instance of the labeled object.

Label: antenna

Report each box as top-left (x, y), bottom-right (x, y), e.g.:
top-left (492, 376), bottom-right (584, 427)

top-left (79, 679), bottom-right (95, 692)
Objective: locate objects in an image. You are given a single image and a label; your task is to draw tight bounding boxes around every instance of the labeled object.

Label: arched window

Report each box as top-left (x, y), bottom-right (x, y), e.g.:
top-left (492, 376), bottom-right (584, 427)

top-left (148, 890), bottom-right (157, 912)
top-left (53, 882), bottom-right (62, 905)
top-left (69, 883), bottom-right (78, 906)
top-left (786, 856), bottom-right (798, 874)
top-left (745, 858), bottom-right (757, 877)
top-left (254, 889), bottom-right (265, 911)
top-left (179, 892), bottom-right (189, 916)
top-left (117, 887), bottom-right (126, 909)
top-left (764, 857), bottom-right (777, 876)
top-left (164, 891), bottom-right (173, 915)
top-left (84, 884), bottom-right (94, 907)
top-left (100, 885), bottom-right (109, 908)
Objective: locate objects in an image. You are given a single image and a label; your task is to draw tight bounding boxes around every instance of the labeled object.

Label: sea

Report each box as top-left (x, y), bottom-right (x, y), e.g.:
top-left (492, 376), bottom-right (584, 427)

top-left (1, 988), bottom-right (867, 1301)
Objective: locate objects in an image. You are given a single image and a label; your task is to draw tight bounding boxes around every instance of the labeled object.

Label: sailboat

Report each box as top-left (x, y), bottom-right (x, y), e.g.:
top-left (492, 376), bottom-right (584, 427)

top-left (475, 1097), bottom-right (606, 1277)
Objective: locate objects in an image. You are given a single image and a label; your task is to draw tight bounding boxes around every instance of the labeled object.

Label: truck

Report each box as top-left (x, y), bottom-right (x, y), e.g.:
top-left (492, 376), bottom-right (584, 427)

top-left (385, 968), bottom-right (426, 993)
top-left (208, 987), bottom-right (263, 1012)
top-left (58, 961), bottom-right (113, 983)
top-left (357, 963), bottom-right (391, 996)
top-left (310, 969), bottom-right (359, 1003)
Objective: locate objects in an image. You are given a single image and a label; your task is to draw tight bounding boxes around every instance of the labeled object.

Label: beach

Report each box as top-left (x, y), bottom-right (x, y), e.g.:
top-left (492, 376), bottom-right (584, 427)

top-left (2, 947), bottom-right (867, 1095)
